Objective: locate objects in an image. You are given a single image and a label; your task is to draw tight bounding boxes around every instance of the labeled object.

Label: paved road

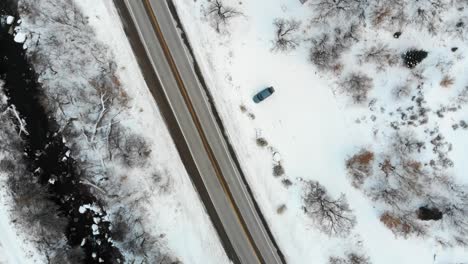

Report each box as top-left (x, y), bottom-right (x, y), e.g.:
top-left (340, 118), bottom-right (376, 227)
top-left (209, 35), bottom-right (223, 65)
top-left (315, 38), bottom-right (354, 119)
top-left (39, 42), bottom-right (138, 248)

top-left (115, 1), bottom-right (284, 263)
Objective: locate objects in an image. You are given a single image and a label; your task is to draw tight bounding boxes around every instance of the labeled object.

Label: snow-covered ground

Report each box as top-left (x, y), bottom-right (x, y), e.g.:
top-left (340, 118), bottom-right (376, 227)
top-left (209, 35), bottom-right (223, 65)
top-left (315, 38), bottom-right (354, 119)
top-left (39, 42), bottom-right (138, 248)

top-left (172, 0), bottom-right (468, 263)
top-left (0, 183), bottom-right (44, 264)
top-left (66, 1), bottom-right (231, 263)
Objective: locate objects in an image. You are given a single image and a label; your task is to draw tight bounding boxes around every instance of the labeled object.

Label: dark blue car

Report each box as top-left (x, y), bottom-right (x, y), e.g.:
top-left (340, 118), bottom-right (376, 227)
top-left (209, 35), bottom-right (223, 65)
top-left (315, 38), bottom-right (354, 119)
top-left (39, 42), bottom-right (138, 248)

top-left (253, 86), bottom-right (275, 103)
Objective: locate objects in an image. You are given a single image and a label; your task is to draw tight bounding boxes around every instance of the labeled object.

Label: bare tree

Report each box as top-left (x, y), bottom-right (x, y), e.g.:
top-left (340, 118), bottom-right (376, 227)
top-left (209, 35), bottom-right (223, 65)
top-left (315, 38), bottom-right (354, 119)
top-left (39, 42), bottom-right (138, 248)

top-left (309, 24), bottom-right (360, 71)
top-left (310, 0), bottom-right (367, 23)
top-left (302, 180), bottom-right (356, 236)
top-left (339, 72), bottom-right (373, 104)
top-left (205, 0), bottom-right (242, 33)
top-left (271, 18), bottom-right (301, 52)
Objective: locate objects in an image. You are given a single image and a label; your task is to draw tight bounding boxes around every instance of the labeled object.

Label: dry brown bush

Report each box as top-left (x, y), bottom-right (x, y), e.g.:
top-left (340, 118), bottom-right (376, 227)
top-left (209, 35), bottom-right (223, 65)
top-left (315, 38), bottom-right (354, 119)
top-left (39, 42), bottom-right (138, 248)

top-left (440, 75), bottom-right (454, 88)
top-left (380, 211), bottom-right (425, 237)
top-left (277, 204), bottom-right (287, 214)
top-left (346, 149), bottom-right (374, 188)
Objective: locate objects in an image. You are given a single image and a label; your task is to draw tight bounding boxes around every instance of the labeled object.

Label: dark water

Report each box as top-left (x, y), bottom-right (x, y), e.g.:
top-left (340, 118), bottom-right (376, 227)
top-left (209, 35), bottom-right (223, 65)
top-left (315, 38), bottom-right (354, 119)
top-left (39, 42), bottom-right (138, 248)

top-left (0, 3), bottom-right (123, 263)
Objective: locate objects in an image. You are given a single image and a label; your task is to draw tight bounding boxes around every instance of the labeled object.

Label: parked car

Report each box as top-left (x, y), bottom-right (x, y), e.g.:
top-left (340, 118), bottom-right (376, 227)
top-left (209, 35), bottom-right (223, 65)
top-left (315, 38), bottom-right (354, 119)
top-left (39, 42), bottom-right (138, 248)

top-left (253, 86), bottom-right (275, 103)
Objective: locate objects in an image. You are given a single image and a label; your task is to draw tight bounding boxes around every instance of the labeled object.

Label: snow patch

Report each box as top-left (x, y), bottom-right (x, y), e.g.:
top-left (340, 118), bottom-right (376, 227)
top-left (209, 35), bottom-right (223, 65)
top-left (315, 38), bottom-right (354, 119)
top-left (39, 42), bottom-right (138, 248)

top-left (13, 32), bottom-right (26, 43)
top-left (6, 16), bottom-right (14, 25)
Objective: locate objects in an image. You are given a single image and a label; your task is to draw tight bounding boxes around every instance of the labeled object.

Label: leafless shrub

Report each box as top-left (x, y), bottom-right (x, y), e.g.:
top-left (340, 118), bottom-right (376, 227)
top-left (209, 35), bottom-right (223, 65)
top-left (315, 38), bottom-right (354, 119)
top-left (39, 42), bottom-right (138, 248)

top-left (366, 180), bottom-right (408, 208)
top-left (282, 179), bottom-right (293, 188)
top-left (369, 0), bottom-right (446, 33)
top-left (205, 0), bottom-right (242, 33)
top-left (49, 246), bottom-right (85, 264)
top-left (256, 137), bottom-right (268, 147)
top-left (390, 131), bottom-right (425, 156)
top-left (309, 24), bottom-right (360, 71)
top-left (6, 165), bottom-right (70, 259)
top-left (440, 75), bottom-right (454, 88)
top-left (441, 185), bottom-right (468, 239)
top-left (271, 18), bottom-right (301, 52)
top-left (239, 104), bottom-right (247, 113)
top-left (239, 104), bottom-right (256, 119)
top-left (339, 72), bottom-right (373, 104)
top-left (346, 149), bottom-right (374, 188)
top-left (357, 44), bottom-right (399, 70)
top-left (380, 211), bottom-right (426, 237)
top-left (309, 34), bottom-right (341, 71)
top-left (329, 252), bottom-right (371, 264)
top-left (277, 204), bottom-right (287, 214)
top-left (109, 124), bottom-right (152, 168)
top-left (150, 170), bottom-right (173, 194)
top-left (111, 210), bottom-right (131, 243)
top-left (112, 209), bottom-right (178, 263)
top-left (409, 0), bottom-right (446, 34)
top-left (392, 83), bottom-right (412, 100)
top-left (273, 164), bottom-right (285, 177)
top-left (370, 5), bottom-right (392, 27)
top-left (379, 157), bottom-right (427, 197)
top-left (457, 87), bottom-right (468, 105)
top-left (125, 231), bottom-right (178, 263)
top-left (0, 111), bottom-right (24, 153)
top-left (302, 180), bottom-right (356, 236)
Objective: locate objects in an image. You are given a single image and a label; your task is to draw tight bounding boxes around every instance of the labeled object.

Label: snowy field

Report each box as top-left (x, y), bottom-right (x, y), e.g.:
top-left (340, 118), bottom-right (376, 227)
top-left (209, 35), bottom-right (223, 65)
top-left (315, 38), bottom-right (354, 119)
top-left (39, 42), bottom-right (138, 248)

top-left (172, 0), bottom-right (468, 263)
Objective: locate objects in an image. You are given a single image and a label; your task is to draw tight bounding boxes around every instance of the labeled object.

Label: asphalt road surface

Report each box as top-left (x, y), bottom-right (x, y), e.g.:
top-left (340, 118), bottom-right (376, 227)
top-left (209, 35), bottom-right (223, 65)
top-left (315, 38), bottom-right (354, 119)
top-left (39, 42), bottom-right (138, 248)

top-left (115, 1), bottom-right (285, 263)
